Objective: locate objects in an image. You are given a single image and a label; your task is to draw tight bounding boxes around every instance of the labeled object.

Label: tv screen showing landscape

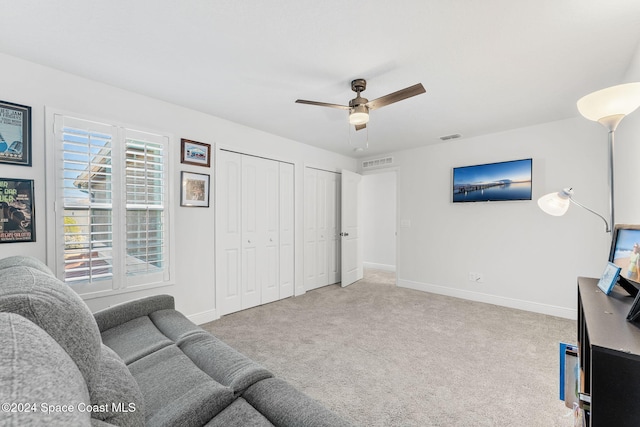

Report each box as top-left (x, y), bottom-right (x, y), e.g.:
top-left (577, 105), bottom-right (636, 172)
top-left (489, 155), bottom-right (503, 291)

top-left (452, 158), bottom-right (532, 203)
top-left (610, 225), bottom-right (640, 285)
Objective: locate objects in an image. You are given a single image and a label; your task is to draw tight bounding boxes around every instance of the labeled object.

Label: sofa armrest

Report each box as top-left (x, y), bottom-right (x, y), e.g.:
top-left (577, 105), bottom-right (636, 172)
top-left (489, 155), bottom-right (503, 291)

top-left (94, 294), bottom-right (175, 332)
top-left (243, 378), bottom-right (353, 427)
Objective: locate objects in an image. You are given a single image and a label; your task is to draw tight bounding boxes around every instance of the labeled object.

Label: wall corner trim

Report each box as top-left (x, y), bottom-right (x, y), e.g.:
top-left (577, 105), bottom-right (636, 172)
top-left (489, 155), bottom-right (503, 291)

top-left (188, 308), bottom-right (219, 326)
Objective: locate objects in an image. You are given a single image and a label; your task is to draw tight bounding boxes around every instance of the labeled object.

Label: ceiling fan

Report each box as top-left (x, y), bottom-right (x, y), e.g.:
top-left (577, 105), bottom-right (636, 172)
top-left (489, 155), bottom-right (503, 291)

top-left (295, 79), bottom-right (426, 131)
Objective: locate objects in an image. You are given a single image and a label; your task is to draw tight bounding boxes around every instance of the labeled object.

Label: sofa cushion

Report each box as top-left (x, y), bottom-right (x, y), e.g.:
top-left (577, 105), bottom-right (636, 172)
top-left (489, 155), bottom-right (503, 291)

top-left (91, 344), bottom-right (145, 427)
top-left (149, 308), bottom-right (205, 342)
top-left (0, 264), bottom-right (102, 393)
top-left (178, 331), bottom-right (273, 395)
top-left (243, 378), bottom-right (353, 427)
top-left (0, 312), bottom-right (92, 426)
top-left (101, 316), bottom-right (173, 364)
top-left (203, 398), bottom-right (274, 427)
top-left (128, 344), bottom-right (235, 427)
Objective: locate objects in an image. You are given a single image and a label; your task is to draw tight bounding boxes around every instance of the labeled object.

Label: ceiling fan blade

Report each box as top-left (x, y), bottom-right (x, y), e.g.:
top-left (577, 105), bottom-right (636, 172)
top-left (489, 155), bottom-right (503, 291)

top-left (295, 99), bottom-right (350, 110)
top-left (355, 123), bottom-right (367, 131)
top-left (365, 83), bottom-right (426, 111)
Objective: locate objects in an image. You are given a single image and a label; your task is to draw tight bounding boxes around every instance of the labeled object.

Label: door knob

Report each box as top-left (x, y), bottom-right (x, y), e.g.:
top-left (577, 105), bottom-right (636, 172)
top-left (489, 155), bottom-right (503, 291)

top-left (340, 232), bottom-right (349, 237)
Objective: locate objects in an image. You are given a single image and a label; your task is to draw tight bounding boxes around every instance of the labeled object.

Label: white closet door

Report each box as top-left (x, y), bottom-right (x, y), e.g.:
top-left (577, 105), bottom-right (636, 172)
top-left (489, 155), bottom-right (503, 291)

top-left (316, 170), bottom-right (329, 288)
top-left (217, 150), bottom-right (242, 315)
top-left (327, 172), bottom-right (341, 284)
top-left (279, 162), bottom-right (294, 298)
top-left (262, 158), bottom-right (280, 305)
top-left (241, 155), bottom-right (265, 309)
top-left (304, 168), bottom-right (318, 290)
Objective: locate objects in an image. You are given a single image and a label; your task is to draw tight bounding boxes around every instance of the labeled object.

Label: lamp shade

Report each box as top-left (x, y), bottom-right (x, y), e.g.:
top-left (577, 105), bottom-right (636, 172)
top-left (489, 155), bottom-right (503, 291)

top-left (349, 105), bottom-right (369, 125)
top-left (537, 188), bottom-right (572, 216)
top-left (577, 82), bottom-right (640, 129)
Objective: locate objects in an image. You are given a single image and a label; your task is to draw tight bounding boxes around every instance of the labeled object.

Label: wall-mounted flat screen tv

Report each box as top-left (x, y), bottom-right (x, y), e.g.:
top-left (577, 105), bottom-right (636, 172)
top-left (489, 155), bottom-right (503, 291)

top-left (609, 224), bottom-right (640, 297)
top-left (452, 158), bottom-right (532, 203)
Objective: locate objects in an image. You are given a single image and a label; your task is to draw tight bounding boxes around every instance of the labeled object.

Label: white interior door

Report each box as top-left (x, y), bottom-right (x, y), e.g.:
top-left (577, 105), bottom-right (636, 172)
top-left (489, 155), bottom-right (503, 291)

top-left (340, 169), bottom-right (363, 287)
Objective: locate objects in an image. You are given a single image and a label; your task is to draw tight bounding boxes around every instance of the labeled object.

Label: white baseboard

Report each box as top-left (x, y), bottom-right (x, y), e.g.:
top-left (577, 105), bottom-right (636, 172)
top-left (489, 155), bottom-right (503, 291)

top-left (397, 278), bottom-right (577, 320)
top-left (363, 262), bottom-right (396, 272)
top-left (188, 308), bottom-right (218, 325)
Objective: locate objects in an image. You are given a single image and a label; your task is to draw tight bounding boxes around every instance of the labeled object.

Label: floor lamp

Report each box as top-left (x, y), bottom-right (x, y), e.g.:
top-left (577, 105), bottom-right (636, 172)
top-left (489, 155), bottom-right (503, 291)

top-left (538, 82), bottom-right (640, 232)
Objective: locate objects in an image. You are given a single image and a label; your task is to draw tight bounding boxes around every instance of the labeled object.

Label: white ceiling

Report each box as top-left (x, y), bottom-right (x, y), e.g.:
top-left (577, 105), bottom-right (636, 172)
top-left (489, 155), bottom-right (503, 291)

top-left (1, 1), bottom-right (640, 158)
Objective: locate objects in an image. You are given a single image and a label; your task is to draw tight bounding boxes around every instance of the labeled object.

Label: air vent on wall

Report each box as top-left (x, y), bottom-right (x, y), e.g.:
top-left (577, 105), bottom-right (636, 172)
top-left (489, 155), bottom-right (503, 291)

top-left (362, 156), bottom-right (394, 169)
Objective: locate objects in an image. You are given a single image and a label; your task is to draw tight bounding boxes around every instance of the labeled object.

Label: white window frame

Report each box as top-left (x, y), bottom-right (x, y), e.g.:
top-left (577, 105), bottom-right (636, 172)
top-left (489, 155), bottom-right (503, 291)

top-left (45, 108), bottom-right (175, 299)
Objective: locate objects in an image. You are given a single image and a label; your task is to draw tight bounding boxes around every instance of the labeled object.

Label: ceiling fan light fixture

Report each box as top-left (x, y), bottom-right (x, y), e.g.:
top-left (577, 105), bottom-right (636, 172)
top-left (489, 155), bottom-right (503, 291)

top-left (349, 105), bottom-right (369, 125)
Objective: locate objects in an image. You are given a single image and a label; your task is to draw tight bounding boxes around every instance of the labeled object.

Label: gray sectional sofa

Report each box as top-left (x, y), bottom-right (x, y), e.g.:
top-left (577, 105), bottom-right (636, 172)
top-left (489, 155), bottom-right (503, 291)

top-left (0, 255), bottom-right (352, 427)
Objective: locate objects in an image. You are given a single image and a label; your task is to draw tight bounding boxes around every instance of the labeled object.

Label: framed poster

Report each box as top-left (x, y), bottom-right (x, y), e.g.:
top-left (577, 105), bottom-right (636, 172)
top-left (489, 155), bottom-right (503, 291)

top-left (0, 178), bottom-right (35, 243)
top-left (0, 101), bottom-right (31, 166)
top-left (180, 172), bottom-right (210, 207)
top-left (180, 138), bottom-right (211, 167)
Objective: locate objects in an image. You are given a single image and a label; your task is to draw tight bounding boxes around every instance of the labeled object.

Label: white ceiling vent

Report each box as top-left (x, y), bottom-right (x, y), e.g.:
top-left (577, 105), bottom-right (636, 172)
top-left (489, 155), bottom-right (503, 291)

top-left (362, 156), bottom-right (394, 170)
top-left (440, 133), bottom-right (462, 141)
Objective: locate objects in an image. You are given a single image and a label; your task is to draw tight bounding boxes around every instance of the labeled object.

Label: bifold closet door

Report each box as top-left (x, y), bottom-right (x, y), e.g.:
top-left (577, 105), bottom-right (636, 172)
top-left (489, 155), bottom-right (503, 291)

top-left (218, 150), bottom-right (294, 315)
top-left (241, 155), bottom-right (278, 309)
top-left (279, 162), bottom-right (294, 299)
top-left (218, 150), bottom-right (242, 315)
top-left (304, 168), bottom-right (319, 290)
top-left (315, 171), bottom-right (329, 287)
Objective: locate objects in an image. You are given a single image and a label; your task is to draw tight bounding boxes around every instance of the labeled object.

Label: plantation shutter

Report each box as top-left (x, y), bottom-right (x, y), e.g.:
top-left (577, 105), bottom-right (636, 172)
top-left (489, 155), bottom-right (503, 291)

top-left (58, 116), bottom-right (117, 290)
top-left (53, 113), bottom-right (171, 294)
top-left (124, 129), bottom-right (169, 286)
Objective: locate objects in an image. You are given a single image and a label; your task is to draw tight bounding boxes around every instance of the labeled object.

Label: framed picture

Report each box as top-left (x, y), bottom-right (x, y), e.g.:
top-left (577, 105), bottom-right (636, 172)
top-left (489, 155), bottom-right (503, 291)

top-left (0, 178), bottom-right (35, 243)
top-left (597, 262), bottom-right (621, 295)
top-left (0, 100), bottom-right (32, 166)
top-left (181, 138), bottom-right (211, 167)
top-left (180, 172), bottom-right (210, 207)
top-left (452, 158), bottom-right (532, 203)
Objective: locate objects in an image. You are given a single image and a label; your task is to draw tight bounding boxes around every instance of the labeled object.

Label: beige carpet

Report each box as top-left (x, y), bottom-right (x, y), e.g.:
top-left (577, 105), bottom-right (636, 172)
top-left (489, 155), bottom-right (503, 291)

top-left (202, 269), bottom-right (576, 426)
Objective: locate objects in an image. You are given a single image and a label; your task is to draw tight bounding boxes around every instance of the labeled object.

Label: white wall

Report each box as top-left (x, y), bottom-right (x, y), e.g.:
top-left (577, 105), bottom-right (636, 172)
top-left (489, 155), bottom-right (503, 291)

top-left (4, 44), bottom-right (639, 322)
top-left (361, 171), bottom-right (397, 271)
top-left (0, 52), bottom-right (356, 322)
top-left (616, 43), bottom-right (640, 224)
top-left (393, 117), bottom-right (612, 318)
